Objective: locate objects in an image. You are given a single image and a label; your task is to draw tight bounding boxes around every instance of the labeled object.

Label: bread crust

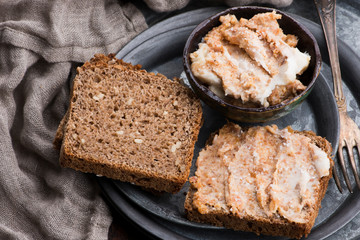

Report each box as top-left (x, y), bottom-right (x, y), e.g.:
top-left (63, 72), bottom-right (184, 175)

top-left (55, 54), bottom-right (203, 193)
top-left (60, 142), bottom-right (188, 193)
top-left (53, 109), bottom-right (68, 149)
top-left (185, 124), bottom-right (333, 239)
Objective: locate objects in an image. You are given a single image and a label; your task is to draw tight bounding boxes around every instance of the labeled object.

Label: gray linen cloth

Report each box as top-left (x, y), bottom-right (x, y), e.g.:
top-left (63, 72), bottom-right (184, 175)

top-left (0, 0), bottom-right (293, 239)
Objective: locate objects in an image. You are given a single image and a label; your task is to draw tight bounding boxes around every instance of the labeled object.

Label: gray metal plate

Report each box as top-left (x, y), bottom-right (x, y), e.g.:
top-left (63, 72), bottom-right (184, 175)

top-left (98, 6), bottom-right (360, 240)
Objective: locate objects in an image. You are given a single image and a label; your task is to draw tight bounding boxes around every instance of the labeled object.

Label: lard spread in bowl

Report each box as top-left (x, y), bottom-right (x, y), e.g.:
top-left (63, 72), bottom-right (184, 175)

top-left (183, 6), bottom-right (321, 122)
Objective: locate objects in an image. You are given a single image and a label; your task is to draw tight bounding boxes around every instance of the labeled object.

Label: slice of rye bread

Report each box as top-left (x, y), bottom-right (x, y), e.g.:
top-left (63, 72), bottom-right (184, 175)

top-left (185, 123), bottom-right (333, 239)
top-left (53, 55), bottom-right (141, 149)
top-left (54, 54), bottom-right (203, 193)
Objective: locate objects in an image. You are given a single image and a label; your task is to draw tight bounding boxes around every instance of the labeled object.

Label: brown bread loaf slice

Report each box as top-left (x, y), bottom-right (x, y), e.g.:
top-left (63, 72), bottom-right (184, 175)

top-left (56, 54), bottom-right (203, 193)
top-left (53, 54), bottom-right (141, 149)
top-left (185, 123), bottom-right (333, 239)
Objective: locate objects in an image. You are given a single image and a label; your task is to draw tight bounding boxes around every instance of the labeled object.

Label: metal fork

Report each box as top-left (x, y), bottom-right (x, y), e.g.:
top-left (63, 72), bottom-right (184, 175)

top-left (314, 0), bottom-right (360, 193)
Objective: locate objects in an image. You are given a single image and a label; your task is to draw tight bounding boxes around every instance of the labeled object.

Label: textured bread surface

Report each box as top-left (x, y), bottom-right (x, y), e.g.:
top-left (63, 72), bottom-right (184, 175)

top-left (56, 54), bottom-right (203, 193)
top-left (185, 123), bottom-right (333, 239)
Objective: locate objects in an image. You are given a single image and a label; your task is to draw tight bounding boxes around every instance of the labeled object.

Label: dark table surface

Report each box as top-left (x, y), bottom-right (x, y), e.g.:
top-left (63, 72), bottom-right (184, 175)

top-left (108, 211), bottom-right (150, 240)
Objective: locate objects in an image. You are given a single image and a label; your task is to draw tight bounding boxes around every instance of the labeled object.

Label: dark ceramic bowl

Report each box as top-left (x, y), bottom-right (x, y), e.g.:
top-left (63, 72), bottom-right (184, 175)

top-left (183, 6), bottom-right (321, 122)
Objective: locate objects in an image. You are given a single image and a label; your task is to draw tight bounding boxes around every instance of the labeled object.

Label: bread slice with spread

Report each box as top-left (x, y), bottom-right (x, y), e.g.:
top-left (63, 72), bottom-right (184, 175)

top-left (185, 122), bottom-right (333, 239)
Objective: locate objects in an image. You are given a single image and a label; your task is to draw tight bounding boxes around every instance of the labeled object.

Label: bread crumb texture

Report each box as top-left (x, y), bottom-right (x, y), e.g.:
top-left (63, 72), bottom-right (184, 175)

top-left (185, 123), bottom-right (333, 239)
top-left (59, 54), bottom-right (203, 193)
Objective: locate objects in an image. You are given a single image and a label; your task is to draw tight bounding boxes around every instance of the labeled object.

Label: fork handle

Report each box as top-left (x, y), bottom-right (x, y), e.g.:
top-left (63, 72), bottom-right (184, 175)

top-left (314, 0), bottom-right (346, 110)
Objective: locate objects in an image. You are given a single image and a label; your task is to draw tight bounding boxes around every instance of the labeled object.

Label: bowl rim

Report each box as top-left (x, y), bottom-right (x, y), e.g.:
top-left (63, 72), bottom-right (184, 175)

top-left (183, 6), bottom-right (322, 113)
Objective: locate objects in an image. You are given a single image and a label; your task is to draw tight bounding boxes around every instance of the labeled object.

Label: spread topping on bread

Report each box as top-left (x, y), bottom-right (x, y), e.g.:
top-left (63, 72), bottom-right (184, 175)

top-left (190, 12), bottom-right (310, 107)
top-left (190, 123), bottom-right (330, 224)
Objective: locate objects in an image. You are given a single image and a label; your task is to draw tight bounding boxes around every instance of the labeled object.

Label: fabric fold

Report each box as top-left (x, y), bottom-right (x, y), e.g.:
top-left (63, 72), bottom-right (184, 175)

top-left (0, 0), bottom-right (149, 239)
top-left (0, 0), bottom-right (147, 63)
